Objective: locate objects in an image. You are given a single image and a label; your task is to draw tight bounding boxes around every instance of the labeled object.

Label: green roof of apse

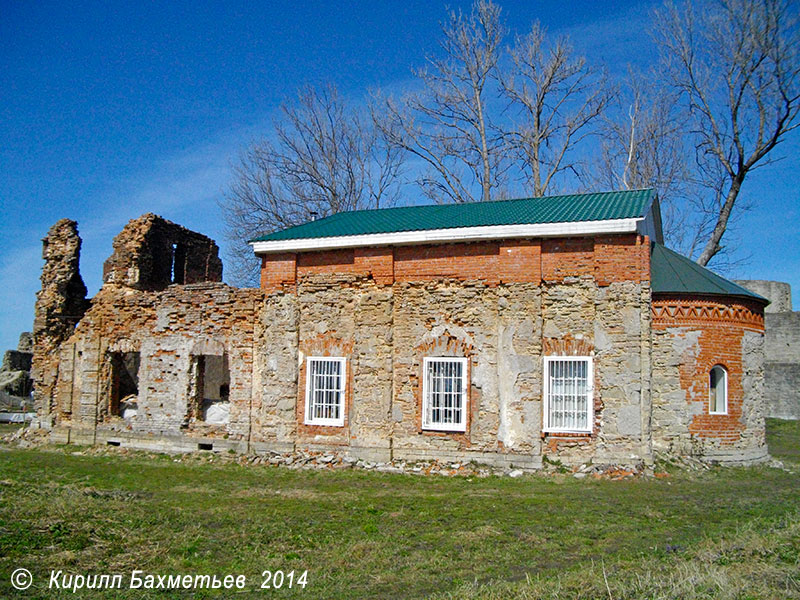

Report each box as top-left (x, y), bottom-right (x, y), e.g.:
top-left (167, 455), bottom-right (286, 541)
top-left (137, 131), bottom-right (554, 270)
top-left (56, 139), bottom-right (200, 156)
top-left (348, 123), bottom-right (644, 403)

top-left (650, 243), bottom-right (767, 303)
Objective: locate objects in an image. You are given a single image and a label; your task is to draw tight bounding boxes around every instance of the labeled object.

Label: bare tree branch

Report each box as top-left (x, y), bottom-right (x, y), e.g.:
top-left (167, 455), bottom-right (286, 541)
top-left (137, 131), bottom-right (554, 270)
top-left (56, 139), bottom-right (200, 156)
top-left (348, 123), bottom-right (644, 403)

top-left (219, 84), bottom-right (404, 285)
top-left (500, 23), bottom-right (612, 197)
top-left (378, 0), bottom-right (507, 204)
top-left (657, 0), bottom-right (800, 266)
top-left (588, 69), bottom-right (707, 252)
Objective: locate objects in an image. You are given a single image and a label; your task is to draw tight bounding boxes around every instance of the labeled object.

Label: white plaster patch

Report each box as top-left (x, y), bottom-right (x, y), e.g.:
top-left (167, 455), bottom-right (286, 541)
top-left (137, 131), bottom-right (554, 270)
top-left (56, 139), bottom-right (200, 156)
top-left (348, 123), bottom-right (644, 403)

top-left (155, 307), bottom-right (172, 332)
top-left (594, 322), bottom-right (611, 352)
top-left (617, 404), bottom-right (641, 436)
top-left (543, 320), bottom-right (562, 338)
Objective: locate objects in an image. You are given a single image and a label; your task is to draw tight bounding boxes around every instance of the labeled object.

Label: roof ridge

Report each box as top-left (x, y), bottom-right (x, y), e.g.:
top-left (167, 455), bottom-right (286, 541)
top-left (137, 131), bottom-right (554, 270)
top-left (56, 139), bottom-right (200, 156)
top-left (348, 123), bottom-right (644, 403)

top-left (285, 188), bottom-right (657, 221)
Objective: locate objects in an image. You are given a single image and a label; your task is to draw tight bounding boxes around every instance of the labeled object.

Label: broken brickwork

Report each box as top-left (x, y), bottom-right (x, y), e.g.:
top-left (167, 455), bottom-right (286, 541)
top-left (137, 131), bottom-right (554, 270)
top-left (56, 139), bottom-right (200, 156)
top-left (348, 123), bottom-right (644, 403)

top-left (102, 213), bottom-right (222, 290)
top-left (32, 219), bottom-right (89, 417)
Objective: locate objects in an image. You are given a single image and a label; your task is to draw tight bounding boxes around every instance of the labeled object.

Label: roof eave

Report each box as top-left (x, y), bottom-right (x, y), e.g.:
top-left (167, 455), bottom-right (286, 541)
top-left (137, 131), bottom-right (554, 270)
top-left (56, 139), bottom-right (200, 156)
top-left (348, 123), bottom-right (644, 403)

top-left (251, 217), bottom-right (645, 255)
top-left (652, 290), bottom-right (770, 306)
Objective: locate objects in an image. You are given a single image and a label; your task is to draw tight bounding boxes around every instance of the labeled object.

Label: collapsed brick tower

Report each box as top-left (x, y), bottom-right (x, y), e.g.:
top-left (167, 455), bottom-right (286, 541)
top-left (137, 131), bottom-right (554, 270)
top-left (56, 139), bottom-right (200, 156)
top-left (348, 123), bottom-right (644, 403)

top-left (32, 219), bottom-right (89, 421)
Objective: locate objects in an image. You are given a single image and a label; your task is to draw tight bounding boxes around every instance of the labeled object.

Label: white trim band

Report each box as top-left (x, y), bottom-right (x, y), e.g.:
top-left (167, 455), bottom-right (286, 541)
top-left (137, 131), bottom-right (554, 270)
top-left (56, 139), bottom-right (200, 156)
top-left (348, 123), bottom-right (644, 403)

top-left (251, 218), bottom-right (645, 254)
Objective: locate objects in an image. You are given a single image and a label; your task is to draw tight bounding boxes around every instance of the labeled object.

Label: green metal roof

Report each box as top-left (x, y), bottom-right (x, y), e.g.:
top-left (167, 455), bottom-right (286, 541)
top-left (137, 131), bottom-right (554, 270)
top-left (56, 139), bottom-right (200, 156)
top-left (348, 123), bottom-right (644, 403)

top-left (250, 189), bottom-right (655, 242)
top-left (650, 243), bottom-right (768, 303)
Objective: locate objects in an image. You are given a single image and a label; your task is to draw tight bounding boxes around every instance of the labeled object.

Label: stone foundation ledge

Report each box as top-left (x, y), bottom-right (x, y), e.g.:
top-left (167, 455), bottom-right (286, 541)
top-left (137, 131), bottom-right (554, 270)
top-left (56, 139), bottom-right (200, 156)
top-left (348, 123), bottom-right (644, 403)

top-left (696, 445), bottom-right (770, 466)
top-left (37, 426), bottom-right (542, 477)
top-left (5, 426), bottom-right (778, 479)
top-left (653, 446), bottom-right (770, 470)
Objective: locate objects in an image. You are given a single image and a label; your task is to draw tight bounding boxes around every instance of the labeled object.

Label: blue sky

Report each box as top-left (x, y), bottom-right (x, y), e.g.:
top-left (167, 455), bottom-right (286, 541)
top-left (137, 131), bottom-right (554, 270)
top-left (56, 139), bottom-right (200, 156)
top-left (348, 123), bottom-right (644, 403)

top-left (1, 0), bottom-right (798, 353)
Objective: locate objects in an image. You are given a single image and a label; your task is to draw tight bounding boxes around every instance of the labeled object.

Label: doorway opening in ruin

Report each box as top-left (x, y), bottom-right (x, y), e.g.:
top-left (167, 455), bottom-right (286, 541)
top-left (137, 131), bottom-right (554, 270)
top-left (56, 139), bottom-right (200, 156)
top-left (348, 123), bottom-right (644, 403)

top-left (191, 353), bottom-right (230, 424)
top-left (170, 242), bottom-right (186, 284)
top-left (109, 351), bottom-right (140, 419)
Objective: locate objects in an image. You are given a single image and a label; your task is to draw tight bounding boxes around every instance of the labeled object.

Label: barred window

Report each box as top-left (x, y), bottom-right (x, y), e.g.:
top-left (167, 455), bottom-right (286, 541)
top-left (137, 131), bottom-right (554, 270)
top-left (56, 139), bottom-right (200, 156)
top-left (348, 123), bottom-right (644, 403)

top-left (304, 357), bottom-right (346, 426)
top-left (543, 357), bottom-right (593, 433)
top-left (422, 357), bottom-right (468, 432)
top-left (709, 365), bottom-right (728, 415)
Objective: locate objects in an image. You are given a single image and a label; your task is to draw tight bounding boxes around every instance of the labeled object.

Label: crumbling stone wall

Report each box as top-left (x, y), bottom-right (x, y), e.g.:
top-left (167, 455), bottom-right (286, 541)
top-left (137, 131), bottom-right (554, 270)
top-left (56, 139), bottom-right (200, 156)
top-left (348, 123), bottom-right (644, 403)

top-left (253, 234), bottom-right (653, 468)
top-left (35, 215), bottom-right (242, 449)
top-left (102, 213), bottom-right (222, 290)
top-left (0, 333), bottom-right (34, 410)
top-left (32, 219), bottom-right (89, 420)
top-left (650, 296), bottom-right (767, 463)
top-left (50, 283), bottom-right (262, 447)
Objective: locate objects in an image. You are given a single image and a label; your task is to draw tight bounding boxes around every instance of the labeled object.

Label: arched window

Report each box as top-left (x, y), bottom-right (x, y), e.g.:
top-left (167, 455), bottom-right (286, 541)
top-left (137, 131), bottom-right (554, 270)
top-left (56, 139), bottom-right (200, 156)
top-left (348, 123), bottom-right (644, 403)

top-left (709, 365), bottom-right (728, 415)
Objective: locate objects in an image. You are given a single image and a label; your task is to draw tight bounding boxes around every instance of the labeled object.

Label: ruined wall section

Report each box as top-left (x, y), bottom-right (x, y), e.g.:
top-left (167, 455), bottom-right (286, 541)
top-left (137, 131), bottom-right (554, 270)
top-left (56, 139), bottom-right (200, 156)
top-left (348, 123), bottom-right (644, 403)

top-left (32, 219), bottom-right (89, 421)
top-left (50, 283), bottom-right (263, 447)
top-left (250, 292), bottom-right (299, 451)
top-left (390, 281), bottom-right (545, 468)
top-left (650, 296), bottom-right (767, 463)
top-left (102, 214), bottom-right (222, 290)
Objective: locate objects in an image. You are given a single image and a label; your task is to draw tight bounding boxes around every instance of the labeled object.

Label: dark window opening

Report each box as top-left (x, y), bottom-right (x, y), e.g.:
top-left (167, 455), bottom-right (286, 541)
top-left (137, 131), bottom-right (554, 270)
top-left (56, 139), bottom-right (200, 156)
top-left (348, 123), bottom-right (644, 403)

top-left (107, 440), bottom-right (121, 447)
top-left (198, 442), bottom-right (213, 451)
top-left (109, 351), bottom-right (140, 419)
top-left (192, 353), bottom-right (230, 424)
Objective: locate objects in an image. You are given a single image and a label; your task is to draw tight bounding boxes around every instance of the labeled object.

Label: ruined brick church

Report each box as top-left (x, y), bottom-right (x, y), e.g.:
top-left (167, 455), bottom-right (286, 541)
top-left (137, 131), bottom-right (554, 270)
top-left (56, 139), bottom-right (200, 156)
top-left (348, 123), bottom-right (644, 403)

top-left (31, 189), bottom-right (769, 468)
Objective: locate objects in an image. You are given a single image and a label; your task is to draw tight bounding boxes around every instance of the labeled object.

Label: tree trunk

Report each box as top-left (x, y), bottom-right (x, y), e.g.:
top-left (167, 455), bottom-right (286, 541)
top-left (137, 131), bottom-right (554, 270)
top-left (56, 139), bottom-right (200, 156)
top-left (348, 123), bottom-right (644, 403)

top-left (696, 175), bottom-right (743, 266)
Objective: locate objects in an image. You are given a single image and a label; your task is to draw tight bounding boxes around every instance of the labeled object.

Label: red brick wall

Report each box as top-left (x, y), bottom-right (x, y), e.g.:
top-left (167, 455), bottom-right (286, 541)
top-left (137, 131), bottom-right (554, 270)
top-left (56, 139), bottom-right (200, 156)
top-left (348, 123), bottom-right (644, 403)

top-left (652, 296), bottom-right (765, 444)
top-left (260, 253), bottom-right (296, 292)
top-left (297, 248), bottom-right (354, 275)
top-left (394, 242), bottom-right (503, 283)
top-left (541, 238), bottom-right (594, 281)
top-left (594, 234), bottom-right (650, 285)
top-left (353, 248), bottom-right (393, 285)
top-left (259, 234), bottom-right (650, 290)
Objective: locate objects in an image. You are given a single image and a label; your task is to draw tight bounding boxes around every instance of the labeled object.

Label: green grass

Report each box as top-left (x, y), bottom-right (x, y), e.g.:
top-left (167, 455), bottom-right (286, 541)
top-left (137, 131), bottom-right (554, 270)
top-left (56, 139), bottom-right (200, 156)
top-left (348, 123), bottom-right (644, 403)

top-left (0, 424), bottom-right (799, 599)
top-left (767, 417), bottom-right (800, 465)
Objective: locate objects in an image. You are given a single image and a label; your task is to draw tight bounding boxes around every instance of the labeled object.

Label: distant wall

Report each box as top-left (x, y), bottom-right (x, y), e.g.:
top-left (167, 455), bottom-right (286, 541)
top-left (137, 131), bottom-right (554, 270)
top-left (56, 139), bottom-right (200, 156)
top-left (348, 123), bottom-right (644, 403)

top-left (734, 280), bottom-right (792, 313)
top-left (736, 280), bottom-right (800, 420)
top-left (764, 312), bottom-right (800, 419)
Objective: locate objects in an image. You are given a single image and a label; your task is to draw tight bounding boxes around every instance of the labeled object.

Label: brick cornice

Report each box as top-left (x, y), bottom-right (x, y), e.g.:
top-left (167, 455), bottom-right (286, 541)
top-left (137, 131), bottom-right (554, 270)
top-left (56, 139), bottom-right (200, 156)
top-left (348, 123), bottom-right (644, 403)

top-left (652, 294), bottom-right (764, 330)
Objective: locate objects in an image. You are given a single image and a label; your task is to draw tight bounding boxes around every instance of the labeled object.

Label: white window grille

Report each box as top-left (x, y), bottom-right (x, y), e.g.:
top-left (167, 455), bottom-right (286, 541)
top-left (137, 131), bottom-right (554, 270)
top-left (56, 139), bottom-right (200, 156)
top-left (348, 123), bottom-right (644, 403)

top-left (709, 365), bottom-right (728, 415)
top-left (543, 356), bottom-right (593, 433)
top-left (422, 357), bottom-right (468, 432)
top-left (304, 357), bottom-right (346, 426)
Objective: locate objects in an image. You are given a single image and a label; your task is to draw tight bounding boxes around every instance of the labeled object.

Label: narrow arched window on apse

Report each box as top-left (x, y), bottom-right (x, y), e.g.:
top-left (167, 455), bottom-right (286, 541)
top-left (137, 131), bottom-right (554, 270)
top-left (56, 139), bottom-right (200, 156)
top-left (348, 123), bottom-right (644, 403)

top-left (709, 365), bottom-right (728, 415)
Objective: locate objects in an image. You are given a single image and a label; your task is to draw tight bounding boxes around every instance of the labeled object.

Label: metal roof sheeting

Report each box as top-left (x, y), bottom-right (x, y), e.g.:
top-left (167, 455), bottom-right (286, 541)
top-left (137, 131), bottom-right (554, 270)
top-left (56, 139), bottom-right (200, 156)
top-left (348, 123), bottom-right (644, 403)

top-left (650, 243), bottom-right (768, 303)
top-left (249, 189), bottom-right (655, 242)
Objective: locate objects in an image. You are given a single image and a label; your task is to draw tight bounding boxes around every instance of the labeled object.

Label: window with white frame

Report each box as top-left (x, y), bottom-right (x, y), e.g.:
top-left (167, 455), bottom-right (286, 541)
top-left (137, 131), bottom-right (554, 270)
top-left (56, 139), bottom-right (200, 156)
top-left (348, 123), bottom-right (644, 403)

top-left (304, 357), bottom-right (346, 426)
top-left (709, 365), bottom-right (728, 415)
top-left (422, 357), bottom-right (468, 432)
top-left (543, 356), bottom-right (593, 433)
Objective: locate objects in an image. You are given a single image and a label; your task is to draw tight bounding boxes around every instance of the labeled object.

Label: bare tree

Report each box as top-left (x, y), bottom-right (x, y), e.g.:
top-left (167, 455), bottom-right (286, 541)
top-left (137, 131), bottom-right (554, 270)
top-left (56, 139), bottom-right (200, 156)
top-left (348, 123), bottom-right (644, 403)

top-left (592, 71), bottom-right (701, 250)
top-left (379, 0), bottom-right (506, 204)
top-left (501, 23), bottom-right (612, 197)
top-left (221, 85), bottom-right (403, 285)
top-left (657, 0), bottom-right (800, 266)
